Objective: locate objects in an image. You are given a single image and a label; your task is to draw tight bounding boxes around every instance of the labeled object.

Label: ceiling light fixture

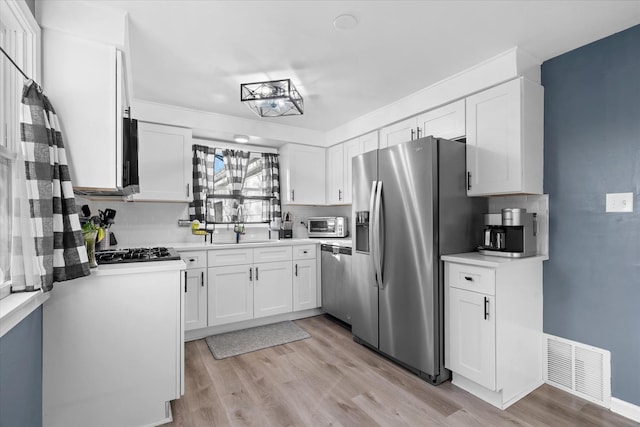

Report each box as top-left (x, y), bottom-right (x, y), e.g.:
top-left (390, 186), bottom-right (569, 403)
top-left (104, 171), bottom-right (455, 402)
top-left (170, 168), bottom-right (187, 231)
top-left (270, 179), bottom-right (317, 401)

top-left (240, 79), bottom-right (304, 117)
top-left (233, 134), bottom-right (249, 143)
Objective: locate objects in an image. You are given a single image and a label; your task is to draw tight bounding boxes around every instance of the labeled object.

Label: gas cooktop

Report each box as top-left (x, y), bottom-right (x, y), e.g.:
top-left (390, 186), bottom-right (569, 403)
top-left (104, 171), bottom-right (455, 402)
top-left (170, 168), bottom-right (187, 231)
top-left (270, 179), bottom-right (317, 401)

top-left (95, 247), bottom-right (181, 265)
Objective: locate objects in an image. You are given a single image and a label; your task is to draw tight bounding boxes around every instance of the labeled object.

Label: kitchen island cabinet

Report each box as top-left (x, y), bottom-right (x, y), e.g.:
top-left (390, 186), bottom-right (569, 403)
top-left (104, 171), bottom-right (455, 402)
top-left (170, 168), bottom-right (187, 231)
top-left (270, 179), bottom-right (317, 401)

top-left (42, 261), bottom-right (184, 427)
top-left (442, 253), bottom-right (545, 409)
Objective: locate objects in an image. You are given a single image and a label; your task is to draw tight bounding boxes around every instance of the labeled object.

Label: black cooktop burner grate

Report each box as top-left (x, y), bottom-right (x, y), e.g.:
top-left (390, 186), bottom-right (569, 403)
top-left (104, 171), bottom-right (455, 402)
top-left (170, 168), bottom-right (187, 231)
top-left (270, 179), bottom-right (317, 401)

top-left (95, 247), bottom-right (181, 265)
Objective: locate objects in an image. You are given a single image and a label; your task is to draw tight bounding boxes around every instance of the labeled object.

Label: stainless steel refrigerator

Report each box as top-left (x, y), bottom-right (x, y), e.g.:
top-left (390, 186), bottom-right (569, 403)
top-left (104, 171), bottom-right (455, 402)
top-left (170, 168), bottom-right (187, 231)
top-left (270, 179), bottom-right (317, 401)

top-left (351, 136), bottom-right (486, 384)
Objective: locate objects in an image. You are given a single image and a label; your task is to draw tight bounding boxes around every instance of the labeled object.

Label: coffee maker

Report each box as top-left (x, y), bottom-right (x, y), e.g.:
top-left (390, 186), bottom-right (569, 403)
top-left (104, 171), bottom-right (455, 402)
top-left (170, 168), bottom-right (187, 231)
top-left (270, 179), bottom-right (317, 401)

top-left (479, 208), bottom-right (537, 258)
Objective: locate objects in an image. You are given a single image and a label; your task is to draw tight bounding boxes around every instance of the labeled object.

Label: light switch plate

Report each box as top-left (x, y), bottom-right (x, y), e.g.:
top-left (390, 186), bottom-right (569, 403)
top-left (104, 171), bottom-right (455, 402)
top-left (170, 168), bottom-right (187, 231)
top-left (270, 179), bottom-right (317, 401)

top-left (605, 192), bottom-right (634, 213)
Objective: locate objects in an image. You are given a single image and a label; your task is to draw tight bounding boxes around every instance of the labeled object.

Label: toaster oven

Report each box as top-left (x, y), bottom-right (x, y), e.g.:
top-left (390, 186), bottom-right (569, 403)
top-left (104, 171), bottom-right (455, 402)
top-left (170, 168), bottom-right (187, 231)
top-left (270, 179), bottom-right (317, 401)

top-left (307, 216), bottom-right (348, 238)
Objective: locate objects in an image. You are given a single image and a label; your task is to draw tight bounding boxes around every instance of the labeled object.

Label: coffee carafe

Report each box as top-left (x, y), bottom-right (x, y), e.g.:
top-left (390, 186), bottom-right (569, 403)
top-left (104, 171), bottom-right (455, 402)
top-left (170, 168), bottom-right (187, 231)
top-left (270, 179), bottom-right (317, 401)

top-left (480, 208), bottom-right (537, 258)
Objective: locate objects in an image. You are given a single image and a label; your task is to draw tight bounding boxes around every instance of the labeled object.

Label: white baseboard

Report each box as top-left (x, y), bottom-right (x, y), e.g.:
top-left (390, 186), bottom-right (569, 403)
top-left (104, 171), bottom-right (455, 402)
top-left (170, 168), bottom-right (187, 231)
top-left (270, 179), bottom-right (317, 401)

top-left (611, 397), bottom-right (640, 423)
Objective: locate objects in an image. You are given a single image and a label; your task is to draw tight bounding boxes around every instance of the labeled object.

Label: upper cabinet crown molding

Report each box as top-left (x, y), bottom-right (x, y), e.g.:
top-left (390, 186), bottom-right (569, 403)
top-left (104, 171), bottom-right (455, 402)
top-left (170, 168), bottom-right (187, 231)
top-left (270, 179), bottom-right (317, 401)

top-left (466, 77), bottom-right (544, 196)
top-left (326, 47), bottom-right (541, 146)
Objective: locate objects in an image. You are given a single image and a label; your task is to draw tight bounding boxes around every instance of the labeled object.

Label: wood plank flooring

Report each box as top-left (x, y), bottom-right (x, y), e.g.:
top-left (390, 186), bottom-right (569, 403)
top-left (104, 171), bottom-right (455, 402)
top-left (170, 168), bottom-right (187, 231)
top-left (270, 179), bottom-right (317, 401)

top-left (164, 315), bottom-right (638, 427)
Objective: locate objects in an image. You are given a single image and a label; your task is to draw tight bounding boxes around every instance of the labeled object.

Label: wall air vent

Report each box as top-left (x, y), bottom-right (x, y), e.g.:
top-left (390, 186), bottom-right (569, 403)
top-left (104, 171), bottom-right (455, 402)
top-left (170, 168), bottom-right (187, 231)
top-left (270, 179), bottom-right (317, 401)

top-left (544, 334), bottom-right (611, 407)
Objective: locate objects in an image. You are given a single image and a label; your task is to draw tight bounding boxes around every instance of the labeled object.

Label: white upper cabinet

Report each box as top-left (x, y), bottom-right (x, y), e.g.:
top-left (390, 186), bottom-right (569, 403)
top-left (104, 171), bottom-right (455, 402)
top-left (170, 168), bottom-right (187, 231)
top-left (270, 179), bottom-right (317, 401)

top-left (279, 143), bottom-right (326, 205)
top-left (417, 99), bottom-right (466, 141)
top-left (379, 100), bottom-right (466, 149)
top-left (466, 78), bottom-right (544, 196)
top-left (130, 122), bottom-right (193, 202)
top-left (325, 131), bottom-right (378, 205)
top-left (379, 116), bottom-right (418, 148)
top-left (42, 30), bottom-right (126, 192)
top-left (326, 144), bottom-right (345, 205)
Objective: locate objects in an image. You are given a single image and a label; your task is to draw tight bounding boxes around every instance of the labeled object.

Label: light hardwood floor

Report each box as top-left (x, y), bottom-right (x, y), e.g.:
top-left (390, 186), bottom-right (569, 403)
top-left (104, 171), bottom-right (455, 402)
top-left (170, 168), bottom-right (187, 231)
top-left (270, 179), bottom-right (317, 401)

top-left (165, 315), bottom-right (638, 427)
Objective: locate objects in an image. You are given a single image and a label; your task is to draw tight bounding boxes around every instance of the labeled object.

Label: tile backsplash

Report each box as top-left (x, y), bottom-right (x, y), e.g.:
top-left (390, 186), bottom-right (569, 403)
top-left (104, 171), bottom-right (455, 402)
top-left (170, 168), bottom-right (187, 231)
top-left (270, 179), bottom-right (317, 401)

top-left (77, 197), bottom-right (352, 247)
top-left (488, 194), bottom-right (549, 257)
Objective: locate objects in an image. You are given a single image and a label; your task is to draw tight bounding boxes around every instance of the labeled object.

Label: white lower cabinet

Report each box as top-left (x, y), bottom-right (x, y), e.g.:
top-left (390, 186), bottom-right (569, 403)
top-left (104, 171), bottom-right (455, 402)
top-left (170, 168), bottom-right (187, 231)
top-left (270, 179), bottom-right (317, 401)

top-left (253, 261), bottom-right (293, 318)
top-left (293, 259), bottom-right (317, 311)
top-left (208, 264), bottom-right (254, 326)
top-left (443, 254), bottom-right (543, 409)
top-left (205, 244), bottom-right (319, 328)
top-left (180, 251), bottom-right (208, 331)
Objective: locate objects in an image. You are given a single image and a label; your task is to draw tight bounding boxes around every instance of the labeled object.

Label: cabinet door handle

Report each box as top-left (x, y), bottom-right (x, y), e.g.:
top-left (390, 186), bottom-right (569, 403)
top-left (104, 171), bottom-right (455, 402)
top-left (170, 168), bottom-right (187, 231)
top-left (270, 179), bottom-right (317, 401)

top-left (201, 271), bottom-right (204, 287)
top-left (464, 276), bottom-right (473, 281)
top-left (484, 297), bottom-right (489, 320)
top-left (467, 171), bottom-right (472, 191)
top-left (410, 129), bottom-right (415, 140)
top-left (338, 189), bottom-right (342, 201)
top-left (186, 183), bottom-right (190, 198)
top-left (417, 127), bottom-right (422, 139)
top-left (291, 189), bottom-right (295, 201)
top-left (255, 267), bottom-right (259, 281)
top-left (184, 271), bottom-right (187, 292)
top-left (249, 267), bottom-right (253, 281)
top-left (295, 264), bottom-right (298, 276)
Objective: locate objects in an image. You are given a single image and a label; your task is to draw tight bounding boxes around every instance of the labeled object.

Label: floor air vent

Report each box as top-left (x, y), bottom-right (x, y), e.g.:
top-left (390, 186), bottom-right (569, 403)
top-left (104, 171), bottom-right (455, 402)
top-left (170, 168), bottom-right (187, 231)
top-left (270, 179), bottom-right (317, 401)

top-left (544, 334), bottom-right (611, 407)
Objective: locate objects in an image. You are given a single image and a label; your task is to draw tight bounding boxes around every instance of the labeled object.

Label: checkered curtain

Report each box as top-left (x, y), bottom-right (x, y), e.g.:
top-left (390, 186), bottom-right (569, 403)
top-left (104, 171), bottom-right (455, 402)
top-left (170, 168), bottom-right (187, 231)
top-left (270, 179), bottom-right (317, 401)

top-left (18, 80), bottom-right (90, 291)
top-left (222, 149), bottom-right (250, 222)
top-left (261, 153), bottom-right (281, 221)
top-left (188, 144), bottom-right (215, 221)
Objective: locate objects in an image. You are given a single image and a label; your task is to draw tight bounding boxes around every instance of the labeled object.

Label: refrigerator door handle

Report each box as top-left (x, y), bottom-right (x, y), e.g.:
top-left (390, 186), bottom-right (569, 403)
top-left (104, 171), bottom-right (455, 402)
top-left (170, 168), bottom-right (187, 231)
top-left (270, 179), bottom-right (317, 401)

top-left (369, 181), bottom-right (379, 288)
top-left (373, 181), bottom-right (384, 289)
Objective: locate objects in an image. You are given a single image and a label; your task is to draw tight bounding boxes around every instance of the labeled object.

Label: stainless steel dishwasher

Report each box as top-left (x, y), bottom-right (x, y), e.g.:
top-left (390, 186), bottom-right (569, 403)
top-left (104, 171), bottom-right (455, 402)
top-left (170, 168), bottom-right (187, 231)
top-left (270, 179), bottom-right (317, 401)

top-left (321, 243), bottom-right (352, 325)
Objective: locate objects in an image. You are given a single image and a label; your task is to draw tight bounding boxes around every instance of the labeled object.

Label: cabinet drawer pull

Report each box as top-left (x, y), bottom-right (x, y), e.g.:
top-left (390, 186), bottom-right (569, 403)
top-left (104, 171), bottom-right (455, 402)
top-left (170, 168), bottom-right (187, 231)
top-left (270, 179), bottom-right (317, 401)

top-left (484, 297), bottom-right (489, 320)
top-left (295, 264), bottom-right (298, 276)
top-left (464, 276), bottom-right (473, 281)
top-left (255, 267), bottom-right (259, 281)
top-left (249, 267), bottom-right (253, 281)
top-left (189, 258), bottom-right (196, 262)
top-left (201, 271), bottom-right (204, 287)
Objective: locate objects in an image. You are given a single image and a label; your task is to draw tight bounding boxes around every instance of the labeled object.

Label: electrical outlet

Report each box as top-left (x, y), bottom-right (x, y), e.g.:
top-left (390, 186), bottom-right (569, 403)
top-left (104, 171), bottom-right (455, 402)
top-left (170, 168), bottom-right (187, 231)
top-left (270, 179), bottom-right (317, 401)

top-left (178, 219), bottom-right (192, 227)
top-left (605, 192), bottom-right (633, 213)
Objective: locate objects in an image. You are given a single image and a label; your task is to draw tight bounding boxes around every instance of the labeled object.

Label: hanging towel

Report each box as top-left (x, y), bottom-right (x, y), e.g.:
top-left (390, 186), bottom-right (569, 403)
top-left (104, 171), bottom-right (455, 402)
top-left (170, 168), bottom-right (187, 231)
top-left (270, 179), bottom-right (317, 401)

top-left (20, 80), bottom-right (90, 291)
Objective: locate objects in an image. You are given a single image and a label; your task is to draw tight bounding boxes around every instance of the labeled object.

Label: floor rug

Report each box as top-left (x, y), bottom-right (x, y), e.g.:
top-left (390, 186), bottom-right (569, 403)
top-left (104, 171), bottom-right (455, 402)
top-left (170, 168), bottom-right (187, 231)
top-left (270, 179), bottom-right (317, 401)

top-left (205, 321), bottom-right (311, 359)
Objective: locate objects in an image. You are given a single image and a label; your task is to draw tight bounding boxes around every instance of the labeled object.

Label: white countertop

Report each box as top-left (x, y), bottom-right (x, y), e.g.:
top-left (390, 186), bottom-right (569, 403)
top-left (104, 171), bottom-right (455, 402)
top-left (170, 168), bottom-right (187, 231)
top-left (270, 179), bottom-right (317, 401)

top-left (150, 238), bottom-right (352, 252)
top-left (441, 252), bottom-right (548, 268)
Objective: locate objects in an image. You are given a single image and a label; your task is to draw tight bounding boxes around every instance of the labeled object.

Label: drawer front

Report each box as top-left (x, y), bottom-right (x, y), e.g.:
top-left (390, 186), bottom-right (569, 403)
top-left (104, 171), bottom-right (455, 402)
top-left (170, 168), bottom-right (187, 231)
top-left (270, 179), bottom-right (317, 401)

top-left (293, 244), bottom-right (317, 260)
top-left (447, 262), bottom-right (495, 295)
top-left (253, 246), bottom-right (293, 264)
top-left (208, 248), bottom-right (254, 267)
top-left (180, 251), bottom-right (207, 269)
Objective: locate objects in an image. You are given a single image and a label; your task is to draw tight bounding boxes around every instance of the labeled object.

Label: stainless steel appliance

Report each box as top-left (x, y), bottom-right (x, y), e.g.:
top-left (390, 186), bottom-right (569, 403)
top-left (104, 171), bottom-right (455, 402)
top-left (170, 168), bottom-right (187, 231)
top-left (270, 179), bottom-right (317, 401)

top-left (351, 136), bottom-right (486, 384)
top-left (95, 247), bottom-right (181, 264)
top-left (479, 208), bottom-right (537, 258)
top-left (321, 243), bottom-right (352, 324)
top-left (307, 216), bottom-right (348, 238)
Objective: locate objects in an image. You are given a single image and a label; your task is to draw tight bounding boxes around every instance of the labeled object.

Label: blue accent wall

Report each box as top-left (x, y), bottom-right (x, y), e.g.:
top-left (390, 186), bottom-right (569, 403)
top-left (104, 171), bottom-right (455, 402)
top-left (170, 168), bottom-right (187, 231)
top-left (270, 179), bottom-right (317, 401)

top-left (542, 24), bottom-right (640, 405)
top-left (0, 307), bottom-right (43, 427)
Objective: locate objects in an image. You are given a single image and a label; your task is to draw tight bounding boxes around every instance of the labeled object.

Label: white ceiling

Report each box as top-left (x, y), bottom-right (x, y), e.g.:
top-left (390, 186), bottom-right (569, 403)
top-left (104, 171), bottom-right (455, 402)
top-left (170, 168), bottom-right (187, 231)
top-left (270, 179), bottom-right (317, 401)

top-left (88, 0), bottom-right (640, 133)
